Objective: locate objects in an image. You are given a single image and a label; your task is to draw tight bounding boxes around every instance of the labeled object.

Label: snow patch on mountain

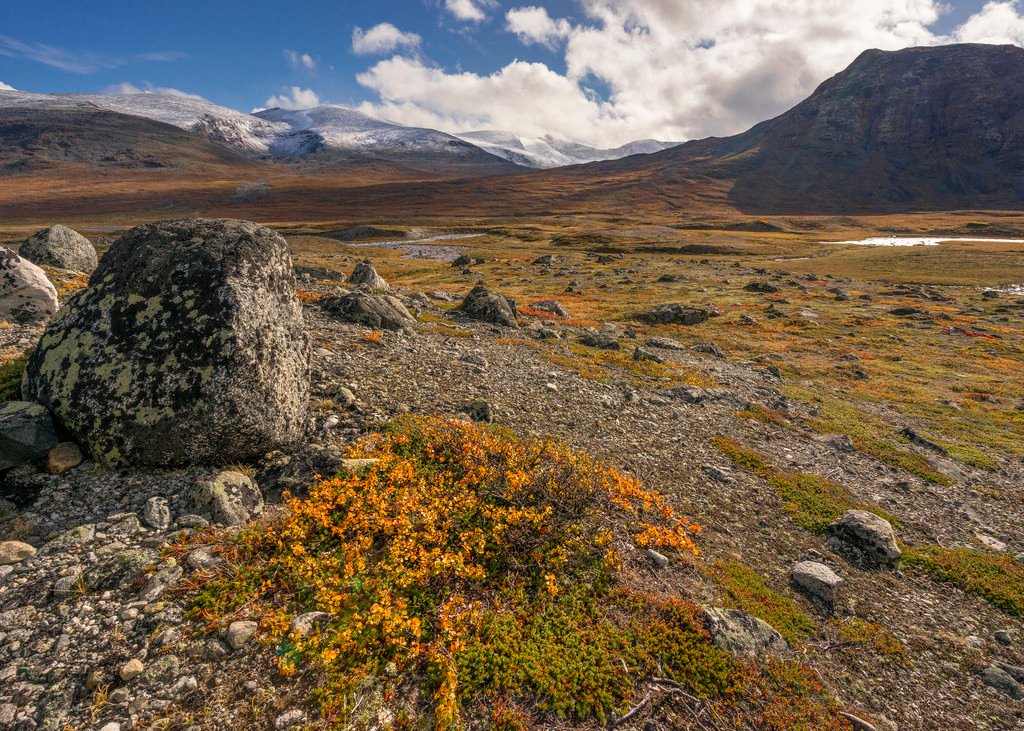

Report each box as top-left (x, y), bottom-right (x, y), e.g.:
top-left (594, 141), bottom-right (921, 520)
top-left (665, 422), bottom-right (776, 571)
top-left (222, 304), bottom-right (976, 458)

top-left (455, 130), bottom-right (679, 169)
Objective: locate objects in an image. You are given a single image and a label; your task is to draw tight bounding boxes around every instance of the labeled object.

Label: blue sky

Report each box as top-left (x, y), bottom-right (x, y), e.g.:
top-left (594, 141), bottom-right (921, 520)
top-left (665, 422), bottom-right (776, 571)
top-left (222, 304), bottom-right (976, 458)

top-left (1, 0), bottom-right (1018, 145)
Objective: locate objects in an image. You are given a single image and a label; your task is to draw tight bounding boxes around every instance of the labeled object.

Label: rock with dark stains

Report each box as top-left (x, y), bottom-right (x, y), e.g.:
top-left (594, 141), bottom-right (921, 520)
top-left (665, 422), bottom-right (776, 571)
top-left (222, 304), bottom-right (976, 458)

top-left (23, 218), bottom-right (310, 467)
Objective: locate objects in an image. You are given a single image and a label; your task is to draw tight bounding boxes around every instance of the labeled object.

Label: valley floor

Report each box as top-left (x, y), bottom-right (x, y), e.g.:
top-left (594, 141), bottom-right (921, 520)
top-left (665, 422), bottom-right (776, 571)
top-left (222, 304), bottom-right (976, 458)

top-left (2, 224), bottom-right (1024, 730)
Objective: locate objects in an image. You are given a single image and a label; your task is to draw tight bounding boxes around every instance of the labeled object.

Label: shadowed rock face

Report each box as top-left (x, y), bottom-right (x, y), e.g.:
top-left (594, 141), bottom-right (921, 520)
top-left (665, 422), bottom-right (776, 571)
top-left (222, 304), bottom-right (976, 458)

top-left (698, 44), bottom-right (1024, 211)
top-left (23, 218), bottom-right (311, 467)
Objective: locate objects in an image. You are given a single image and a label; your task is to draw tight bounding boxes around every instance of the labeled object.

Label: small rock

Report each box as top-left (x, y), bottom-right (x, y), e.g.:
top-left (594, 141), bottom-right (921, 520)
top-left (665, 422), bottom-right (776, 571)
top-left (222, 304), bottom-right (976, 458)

top-left (119, 658), bottom-right (145, 682)
top-left (186, 546), bottom-right (224, 571)
top-left (291, 612), bottom-right (331, 637)
top-left (792, 561), bottom-right (842, 606)
top-left (461, 400), bottom-right (494, 423)
top-left (225, 620), bottom-right (259, 650)
top-left (995, 630), bottom-right (1013, 646)
top-left (188, 470), bottom-right (264, 526)
top-left (827, 510), bottom-right (902, 567)
top-left (980, 663), bottom-right (1024, 700)
top-left (275, 710), bottom-right (307, 729)
top-left (702, 607), bottom-right (788, 658)
top-left (459, 284), bottom-right (518, 328)
top-left (0, 541), bottom-right (36, 565)
top-left (645, 549), bottom-right (669, 569)
top-left (0, 247), bottom-right (59, 324)
top-left (143, 496), bottom-right (172, 531)
top-left (0, 401), bottom-right (59, 471)
top-left (636, 303), bottom-right (712, 326)
top-left (839, 712), bottom-right (878, 731)
top-left (349, 259), bottom-right (389, 290)
top-left (43, 441), bottom-right (84, 474)
top-left (529, 299), bottom-right (570, 318)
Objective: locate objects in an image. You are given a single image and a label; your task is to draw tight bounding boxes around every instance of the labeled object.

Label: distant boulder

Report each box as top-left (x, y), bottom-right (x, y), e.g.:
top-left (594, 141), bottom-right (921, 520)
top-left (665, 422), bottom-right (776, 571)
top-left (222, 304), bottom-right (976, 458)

top-left (349, 259), bottom-right (389, 290)
top-left (20, 225), bottom-right (98, 273)
top-left (459, 284), bottom-right (518, 327)
top-left (744, 281), bottom-right (779, 293)
top-left (322, 291), bottom-right (414, 331)
top-left (23, 218), bottom-right (310, 467)
top-left (529, 299), bottom-right (570, 318)
top-left (0, 247), bottom-right (59, 324)
top-left (635, 303), bottom-right (713, 326)
top-left (827, 510), bottom-right (902, 567)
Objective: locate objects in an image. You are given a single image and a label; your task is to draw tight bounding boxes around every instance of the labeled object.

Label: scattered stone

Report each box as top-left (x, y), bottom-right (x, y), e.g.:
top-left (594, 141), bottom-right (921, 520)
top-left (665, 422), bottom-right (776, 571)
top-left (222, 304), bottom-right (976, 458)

top-left (792, 561), bottom-right (842, 606)
top-left (691, 341), bottom-right (725, 358)
top-left (529, 299), bottom-right (570, 318)
top-left (826, 434), bottom-right (854, 453)
top-left (459, 284), bottom-right (518, 327)
top-left (291, 612), bottom-right (331, 637)
top-left (980, 664), bottom-right (1024, 700)
top-left (0, 401), bottom-right (59, 471)
top-left (187, 470), bottom-right (264, 526)
top-left (645, 336), bottom-right (687, 351)
top-left (532, 254), bottom-right (555, 265)
top-left (459, 353), bottom-right (488, 367)
top-left (321, 291), bottom-right (414, 331)
top-left (744, 281), bottom-right (780, 293)
top-left (703, 464), bottom-right (735, 483)
top-left (225, 620), bottom-right (259, 650)
top-left (19, 225), bottom-right (98, 273)
top-left (897, 426), bottom-right (948, 456)
top-left (0, 540), bottom-right (36, 565)
top-left (995, 630), bottom-right (1013, 646)
top-left (339, 458), bottom-right (381, 472)
top-left (186, 546), bottom-right (224, 571)
top-left (645, 549), bottom-right (670, 569)
top-left (143, 496), bottom-right (172, 531)
top-left (461, 400), bottom-right (494, 423)
top-left (633, 346), bottom-right (663, 363)
top-left (23, 218), bottom-right (311, 467)
top-left (119, 658), bottom-right (145, 682)
top-left (275, 710), bottom-right (307, 729)
top-left (43, 441), bottom-right (83, 474)
top-left (827, 510), bottom-right (902, 567)
top-left (0, 246), bottom-right (60, 324)
top-left (636, 303), bottom-right (712, 326)
top-left (580, 332), bottom-right (620, 350)
top-left (349, 259), bottom-right (389, 290)
top-left (702, 607), bottom-right (789, 658)
top-left (839, 712), bottom-right (879, 731)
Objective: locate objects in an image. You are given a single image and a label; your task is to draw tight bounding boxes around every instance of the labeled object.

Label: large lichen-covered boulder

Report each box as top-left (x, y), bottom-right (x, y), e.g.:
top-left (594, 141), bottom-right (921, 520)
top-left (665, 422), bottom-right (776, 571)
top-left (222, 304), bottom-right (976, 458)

top-left (0, 247), bottom-right (59, 324)
top-left (20, 225), bottom-right (98, 273)
top-left (23, 218), bottom-right (311, 467)
top-left (321, 291), bottom-right (414, 331)
top-left (349, 259), bottom-right (389, 290)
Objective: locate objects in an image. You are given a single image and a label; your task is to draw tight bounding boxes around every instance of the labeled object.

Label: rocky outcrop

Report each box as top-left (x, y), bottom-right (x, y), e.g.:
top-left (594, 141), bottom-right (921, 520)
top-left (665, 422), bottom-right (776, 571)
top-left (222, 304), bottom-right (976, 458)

top-left (702, 607), bottom-right (789, 658)
top-left (828, 510), bottom-right (903, 567)
top-left (321, 291), bottom-right (414, 331)
top-left (529, 299), bottom-right (570, 318)
top-left (459, 284), bottom-right (518, 327)
top-left (0, 401), bottom-right (58, 471)
top-left (23, 218), bottom-right (310, 467)
top-left (635, 303), bottom-right (712, 326)
top-left (20, 225), bottom-right (98, 273)
top-left (349, 259), bottom-right (389, 290)
top-left (187, 470), bottom-right (264, 526)
top-left (0, 247), bottom-right (59, 324)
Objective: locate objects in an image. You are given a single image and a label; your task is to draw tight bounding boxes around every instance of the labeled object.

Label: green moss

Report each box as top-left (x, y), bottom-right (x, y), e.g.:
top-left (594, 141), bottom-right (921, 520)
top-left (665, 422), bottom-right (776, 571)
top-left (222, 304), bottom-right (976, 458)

top-left (904, 546), bottom-right (1024, 616)
top-left (0, 351), bottom-right (30, 401)
top-left (832, 617), bottom-right (909, 664)
top-left (711, 435), bottom-right (899, 533)
top-left (707, 561), bottom-right (815, 645)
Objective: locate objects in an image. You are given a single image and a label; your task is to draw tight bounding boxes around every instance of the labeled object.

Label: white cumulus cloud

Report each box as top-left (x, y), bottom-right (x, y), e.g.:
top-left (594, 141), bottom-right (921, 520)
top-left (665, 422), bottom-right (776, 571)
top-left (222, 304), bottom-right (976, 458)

top-left (356, 0), bottom-right (1024, 147)
top-left (103, 81), bottom-right (204, 99)
top-left (444, 0), bottom-right (498, 23)
top-left (263, 86), bottom-right (321, 110)
top-left (284, 49), bottom-right (316, 71)
top-left (506, 6), bottom-right (572, 48)
top-left (352, 23), bottom-right (422, 55)
top-left (953, 0), bottom-right (1024, 45)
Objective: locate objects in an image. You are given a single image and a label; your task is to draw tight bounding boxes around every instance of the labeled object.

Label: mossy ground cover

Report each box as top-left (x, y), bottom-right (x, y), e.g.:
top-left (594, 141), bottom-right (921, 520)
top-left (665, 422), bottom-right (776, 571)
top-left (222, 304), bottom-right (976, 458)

top-left (711, 435), bottom-right (898, 532)
top-left (182, 417), bottom-right (844, 729)
top-left (706, 560), bottom-right (816, 646)
top-left (903, 546), bottom-right (1024, 616)
top-left (0, 350), bottom-right (29, 401)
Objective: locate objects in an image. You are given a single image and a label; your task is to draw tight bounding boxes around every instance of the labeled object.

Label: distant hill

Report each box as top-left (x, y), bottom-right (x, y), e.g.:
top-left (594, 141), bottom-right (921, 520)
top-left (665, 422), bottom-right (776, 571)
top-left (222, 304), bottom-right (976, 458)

top-left (636, 43), bottom-right (1024, 212)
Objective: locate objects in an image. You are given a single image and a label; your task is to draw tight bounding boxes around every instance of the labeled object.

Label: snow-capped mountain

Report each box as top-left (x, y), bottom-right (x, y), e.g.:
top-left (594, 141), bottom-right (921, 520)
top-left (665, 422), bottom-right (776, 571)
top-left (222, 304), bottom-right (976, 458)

top-left (253, 106), bottom-right (485, 158)
top-left (0, 90), bottom-right (287, 153)
top-left (0, 89), bottom-right (678, 169)
top-left (454, 130), bottom-right (679, 169)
